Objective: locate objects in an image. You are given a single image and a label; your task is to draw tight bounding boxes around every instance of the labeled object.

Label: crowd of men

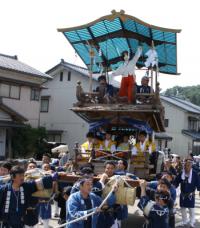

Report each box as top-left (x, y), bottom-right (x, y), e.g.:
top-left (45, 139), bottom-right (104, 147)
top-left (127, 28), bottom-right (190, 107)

top-left (0, 143), bottom-right (200, 228)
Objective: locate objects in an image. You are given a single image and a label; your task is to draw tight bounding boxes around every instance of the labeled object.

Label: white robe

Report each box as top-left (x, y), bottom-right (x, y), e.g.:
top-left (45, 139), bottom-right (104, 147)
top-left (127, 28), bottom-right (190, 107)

top-left (112, 47), bottom-right (142, 77)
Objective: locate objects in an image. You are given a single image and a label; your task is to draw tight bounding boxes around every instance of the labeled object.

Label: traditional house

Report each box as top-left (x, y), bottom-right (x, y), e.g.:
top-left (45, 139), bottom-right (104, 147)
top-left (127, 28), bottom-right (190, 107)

top-left (158, 96), bottom-right (200, 156)
top-left (0, 54), bottom-right (51, 158)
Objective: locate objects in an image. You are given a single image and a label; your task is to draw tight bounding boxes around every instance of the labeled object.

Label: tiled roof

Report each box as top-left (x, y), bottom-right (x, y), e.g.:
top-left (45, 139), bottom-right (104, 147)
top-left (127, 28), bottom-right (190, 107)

top-left (62, 61), bottom-right (91, 77)
top-left (0, 54), bottom-right (52, 79)
top-left (46, 60), bottom-right (98, 80)
top-left (161, 96), bottom-right (200, 114)
top-left (155, 132), bottom-right (173, 140)
top-left (46, 60), bottom-right (120, 87)
top-left (182, 130), bottom-right (200, 140)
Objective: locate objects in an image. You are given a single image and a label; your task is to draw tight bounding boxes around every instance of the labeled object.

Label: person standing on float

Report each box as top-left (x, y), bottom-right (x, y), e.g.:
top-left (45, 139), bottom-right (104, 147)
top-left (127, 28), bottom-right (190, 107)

top-left (112, 46), bottom-right (142, 103)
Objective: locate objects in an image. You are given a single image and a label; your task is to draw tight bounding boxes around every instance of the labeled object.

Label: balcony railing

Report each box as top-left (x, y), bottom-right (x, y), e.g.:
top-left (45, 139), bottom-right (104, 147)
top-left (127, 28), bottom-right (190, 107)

top-left (75, 81), bottom-right (161, 107)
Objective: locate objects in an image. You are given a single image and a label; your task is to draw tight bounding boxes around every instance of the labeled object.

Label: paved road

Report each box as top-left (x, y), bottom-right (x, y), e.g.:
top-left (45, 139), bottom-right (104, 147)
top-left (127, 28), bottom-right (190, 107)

top-left (46, 194), bottom-right (200, 228)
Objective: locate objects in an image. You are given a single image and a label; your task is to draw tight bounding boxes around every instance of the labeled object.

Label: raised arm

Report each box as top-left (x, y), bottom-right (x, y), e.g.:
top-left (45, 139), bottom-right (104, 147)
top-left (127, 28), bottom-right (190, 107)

top-left (111, 64), bottom-right (125, 77)
top-left (130, 46), bottom-right (143, 65)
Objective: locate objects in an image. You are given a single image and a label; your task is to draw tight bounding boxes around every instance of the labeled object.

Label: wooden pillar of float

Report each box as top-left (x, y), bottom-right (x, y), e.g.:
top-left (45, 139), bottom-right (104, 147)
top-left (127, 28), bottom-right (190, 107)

top-left (150, 40), bottom-right (155, 93)
top-left (89, 48), bottom-right (95, 94)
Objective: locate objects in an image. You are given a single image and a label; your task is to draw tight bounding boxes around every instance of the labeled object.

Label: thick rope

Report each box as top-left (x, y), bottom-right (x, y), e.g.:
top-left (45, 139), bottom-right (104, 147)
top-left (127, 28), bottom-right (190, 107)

top-left (120, 175), bottom-right (136, 189)
top-left (104, 175), bottom-right (136, 189)
top-left (56, 210), bottom-right (96, 228)
top-left (56, 176), bottom-right (120, 228)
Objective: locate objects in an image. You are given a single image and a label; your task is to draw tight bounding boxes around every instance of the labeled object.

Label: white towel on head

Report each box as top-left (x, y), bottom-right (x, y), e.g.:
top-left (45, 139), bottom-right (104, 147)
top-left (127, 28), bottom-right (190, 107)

top-left (181, 168), bottom-right (193, 184)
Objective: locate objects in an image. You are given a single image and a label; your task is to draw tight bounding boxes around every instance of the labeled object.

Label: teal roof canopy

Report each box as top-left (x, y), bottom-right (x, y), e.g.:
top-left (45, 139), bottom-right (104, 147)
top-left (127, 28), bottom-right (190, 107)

top-left (58, 10), bottom-right (181, 75)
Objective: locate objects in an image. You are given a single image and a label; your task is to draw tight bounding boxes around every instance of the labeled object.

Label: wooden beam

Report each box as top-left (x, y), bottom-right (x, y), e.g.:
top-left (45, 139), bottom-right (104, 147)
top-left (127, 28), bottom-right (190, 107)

top-left (71, 29), bottom-right (176, 46)
top-left (58, 173), bottom-right (140, 187)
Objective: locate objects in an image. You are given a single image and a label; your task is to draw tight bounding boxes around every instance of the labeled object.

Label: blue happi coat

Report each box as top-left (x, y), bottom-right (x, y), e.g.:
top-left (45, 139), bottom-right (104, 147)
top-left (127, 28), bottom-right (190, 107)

top-left (174, 169), bottom-right (200, 208)
top-left (138, 196), bottom-right (169, 228)
top-left (66, 191), bottom-right (116, 228)
top-left (71, 180), bottom-right (116, 228)
top-left (0, 176), bottom-right (53, 228)
top-left (71, 181), bottom-right (103, 197)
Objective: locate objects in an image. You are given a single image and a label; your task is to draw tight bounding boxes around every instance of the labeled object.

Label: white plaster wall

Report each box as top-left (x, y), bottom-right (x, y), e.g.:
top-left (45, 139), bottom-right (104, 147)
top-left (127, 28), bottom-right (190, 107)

top-left (3, 86), bottom-right (40, 127)
top-left (161, 99), bottom-right (193, 157)
top-left (40, 67), bottom-right (99, 150)
top-left (0, 69), bottom-right (47, 127)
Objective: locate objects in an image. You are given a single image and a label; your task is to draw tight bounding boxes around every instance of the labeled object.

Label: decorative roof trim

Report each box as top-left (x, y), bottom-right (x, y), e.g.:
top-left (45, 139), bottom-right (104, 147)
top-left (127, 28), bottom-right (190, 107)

top-left (58, 10), bottom-right (181, 33)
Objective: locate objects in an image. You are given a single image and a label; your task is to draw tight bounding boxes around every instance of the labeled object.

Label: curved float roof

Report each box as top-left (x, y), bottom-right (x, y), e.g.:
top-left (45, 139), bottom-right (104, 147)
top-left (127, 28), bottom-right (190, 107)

top-left (58, 10), bottom-right (181, 75)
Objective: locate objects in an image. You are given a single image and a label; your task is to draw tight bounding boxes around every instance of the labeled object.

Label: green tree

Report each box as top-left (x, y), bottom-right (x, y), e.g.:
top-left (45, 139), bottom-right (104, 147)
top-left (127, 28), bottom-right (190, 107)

top-left (163, 85), bottom-right (200, 106)
top-left (12, 125), bottom-right (49, 158)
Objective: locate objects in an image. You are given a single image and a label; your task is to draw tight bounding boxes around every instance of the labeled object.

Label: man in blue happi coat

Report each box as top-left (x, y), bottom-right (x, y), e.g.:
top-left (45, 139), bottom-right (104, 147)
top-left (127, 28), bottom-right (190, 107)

top-left (115, 159), bottom-right (138, 180)
top-left (0, 165), bottom-right (57, 228)
top-left (70, 166), bottom-right (105, 197)
top-left (0, 162), bottom-right (12, 177)
top-left (146, 177), bottom-right (175, 228)
top-left (0, 162), bottom-right (12, 186)
top-left (24, 161), bottom-right (40, 228)
top-left (174, 157), bottom-right (200, 228)
top-left (114, 159), bottom-right (139, 227)
top-left (70, 163), bottom-right (117, 228)
top-left (66, 177), bottom-right (117, 228)
top-left (138, 179), bottom-right (170, 228)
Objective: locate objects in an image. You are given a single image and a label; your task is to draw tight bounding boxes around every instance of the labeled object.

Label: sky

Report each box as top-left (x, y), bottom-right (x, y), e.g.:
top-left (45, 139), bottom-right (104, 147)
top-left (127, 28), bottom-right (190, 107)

top-left (0, 0), bottom-right (199, 91)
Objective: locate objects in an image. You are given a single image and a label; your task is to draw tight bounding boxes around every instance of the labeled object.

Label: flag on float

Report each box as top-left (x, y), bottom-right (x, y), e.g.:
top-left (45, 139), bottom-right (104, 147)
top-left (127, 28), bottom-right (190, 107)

top-left (145, 49), bottom-right (158, 68)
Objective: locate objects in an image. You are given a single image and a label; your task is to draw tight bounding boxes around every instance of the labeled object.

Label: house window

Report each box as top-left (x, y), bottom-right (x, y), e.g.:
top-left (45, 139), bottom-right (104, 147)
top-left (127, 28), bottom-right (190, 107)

top-left (0, 83), bottom-right (20, 99)
top-left (0, 83), bottom-right (10, 97)
top-left (193, 141), bottom-right (200, 155)
top-left (68, 71), bottom-right (71, 81)
top-left (60, 72), bottom-right (63, 81)
top-left (164, 119), bottom-right (169, 128)
top-left (40, 98), bottom-right (49, 112)
top-left (48, 134), bottom-right (61, 142)
top-left (31, 88), bottom-right (40, 101)
top-left (10, 85), bottom-right (20, 99)
top-left (188, 117), bottom-right (198, 131)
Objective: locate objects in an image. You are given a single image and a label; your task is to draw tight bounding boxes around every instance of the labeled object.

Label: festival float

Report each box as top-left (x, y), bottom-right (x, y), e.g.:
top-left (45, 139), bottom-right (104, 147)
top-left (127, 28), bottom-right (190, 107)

top-left (57, 10), bottom-right (181, 179)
